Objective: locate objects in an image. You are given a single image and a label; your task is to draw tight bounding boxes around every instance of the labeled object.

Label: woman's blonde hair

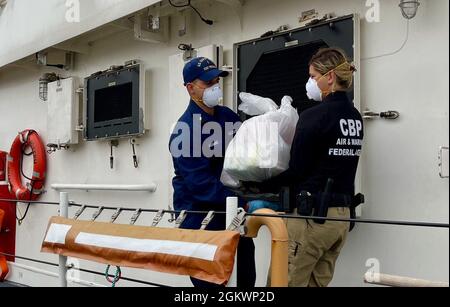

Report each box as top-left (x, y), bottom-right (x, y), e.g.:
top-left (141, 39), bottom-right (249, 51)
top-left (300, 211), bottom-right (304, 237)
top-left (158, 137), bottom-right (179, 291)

top-left (309, 48), bottom-right (357, 90)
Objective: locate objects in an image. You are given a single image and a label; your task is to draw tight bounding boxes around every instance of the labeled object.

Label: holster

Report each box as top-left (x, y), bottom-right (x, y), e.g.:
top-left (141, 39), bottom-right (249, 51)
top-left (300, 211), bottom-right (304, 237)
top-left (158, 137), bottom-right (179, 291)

top-left (296, 191), bottom-right (314, 216)
top-left (313, 191), bottom-right (332, 225)
top-left (280, 185), bottom-right (298, 213)
top-left (349, 193), bottom-right (365, 232)
top-left (295, 182), bottom-right (365, 229)
top-left (296, 179), bottom-right (334, 225)
top-left (296, 191), bottom-right (332, 225)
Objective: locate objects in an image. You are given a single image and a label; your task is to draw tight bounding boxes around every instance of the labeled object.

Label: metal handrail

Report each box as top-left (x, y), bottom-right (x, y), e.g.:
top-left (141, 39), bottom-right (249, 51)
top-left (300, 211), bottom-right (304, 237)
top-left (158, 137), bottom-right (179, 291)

top-left (51, 183), bottom-right (157, 192)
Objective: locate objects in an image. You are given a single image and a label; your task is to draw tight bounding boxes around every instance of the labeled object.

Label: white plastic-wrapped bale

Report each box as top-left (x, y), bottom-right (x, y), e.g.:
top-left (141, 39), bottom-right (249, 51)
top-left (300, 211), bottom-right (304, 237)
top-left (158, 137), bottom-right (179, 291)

top-left (222, 94), bottom-right (299, 185)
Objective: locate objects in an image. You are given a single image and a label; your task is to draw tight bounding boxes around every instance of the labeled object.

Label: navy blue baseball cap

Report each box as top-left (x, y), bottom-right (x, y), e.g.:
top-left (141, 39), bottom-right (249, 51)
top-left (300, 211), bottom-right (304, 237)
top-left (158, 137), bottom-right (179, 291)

top-left (183, 57), bottom-right (229, 85)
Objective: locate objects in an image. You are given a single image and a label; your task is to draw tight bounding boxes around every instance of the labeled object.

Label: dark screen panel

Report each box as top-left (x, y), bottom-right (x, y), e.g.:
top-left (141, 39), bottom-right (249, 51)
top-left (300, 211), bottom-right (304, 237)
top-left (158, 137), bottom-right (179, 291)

top-left (94, 82), bottom-right (133, 123)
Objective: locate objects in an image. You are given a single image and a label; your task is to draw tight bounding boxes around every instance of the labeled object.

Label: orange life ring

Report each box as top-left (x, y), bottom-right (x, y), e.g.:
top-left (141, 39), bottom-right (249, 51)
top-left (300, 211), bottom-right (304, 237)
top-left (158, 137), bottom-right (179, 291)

top-left (7, 130), bottom-right (47, 201)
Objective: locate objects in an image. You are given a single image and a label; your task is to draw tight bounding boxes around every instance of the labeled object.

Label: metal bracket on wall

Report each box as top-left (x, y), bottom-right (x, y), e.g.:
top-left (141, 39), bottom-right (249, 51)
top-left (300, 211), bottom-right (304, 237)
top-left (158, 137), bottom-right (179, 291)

top-left (299, 9), bottom-right (319, 24)
top-left (134, 13), bottom-right (169, 44)
top-left (439, 146), bottom-right (449, 179)
top-left (110, 140), bottom-right (119, 169)
top-left (178, 43), bottom-right (197, 61)
top-left (36, 51), bottom-right (74, 71)
top-left (130, 139), bottom-right (139, 168)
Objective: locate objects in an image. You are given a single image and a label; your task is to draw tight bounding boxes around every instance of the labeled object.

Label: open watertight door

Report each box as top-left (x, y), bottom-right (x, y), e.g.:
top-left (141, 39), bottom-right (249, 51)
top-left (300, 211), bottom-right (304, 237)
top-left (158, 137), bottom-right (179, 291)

top-left (233, 14), bottom-right (363, 216)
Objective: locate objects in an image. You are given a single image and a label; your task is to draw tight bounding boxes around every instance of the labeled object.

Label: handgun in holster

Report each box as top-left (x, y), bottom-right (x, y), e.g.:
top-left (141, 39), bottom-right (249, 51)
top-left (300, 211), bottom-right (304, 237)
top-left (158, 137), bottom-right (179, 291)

top-left (279, 185), bottom-right (297, 213)
top-left (349, 193), bottom-right (365, 232)
top-left (296, 178), bottom-right (334, 225)
top-left (296, 191), bottom-right (314, 216)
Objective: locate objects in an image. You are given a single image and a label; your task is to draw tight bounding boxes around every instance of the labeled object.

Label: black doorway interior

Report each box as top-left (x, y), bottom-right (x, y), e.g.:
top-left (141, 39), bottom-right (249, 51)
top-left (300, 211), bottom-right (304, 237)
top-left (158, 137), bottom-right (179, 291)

top-left (235, 14), bottom-right (356, 118)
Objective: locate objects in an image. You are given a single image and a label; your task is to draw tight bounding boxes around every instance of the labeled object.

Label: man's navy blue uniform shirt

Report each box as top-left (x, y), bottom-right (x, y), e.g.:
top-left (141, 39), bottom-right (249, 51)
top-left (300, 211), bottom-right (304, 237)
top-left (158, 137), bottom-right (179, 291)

top-left (169, 100), bottom-right (241, 230)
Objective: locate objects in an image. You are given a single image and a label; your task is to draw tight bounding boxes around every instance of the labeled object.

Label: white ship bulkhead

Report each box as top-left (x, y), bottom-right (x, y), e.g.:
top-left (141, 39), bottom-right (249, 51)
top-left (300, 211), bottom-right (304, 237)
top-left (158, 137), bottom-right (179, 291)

top-left (0, 0), bottom-right (448, 287)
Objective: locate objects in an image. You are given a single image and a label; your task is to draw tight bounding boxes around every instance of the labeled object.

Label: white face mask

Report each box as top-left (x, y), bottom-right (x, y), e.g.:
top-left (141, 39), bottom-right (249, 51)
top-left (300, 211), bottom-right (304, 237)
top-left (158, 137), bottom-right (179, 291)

top-left (202, 83), bottom-right (223, 108)
top-left (305, 62), bottom-right (351, 102)
top-left (306, 77), bottom-right (322, 102)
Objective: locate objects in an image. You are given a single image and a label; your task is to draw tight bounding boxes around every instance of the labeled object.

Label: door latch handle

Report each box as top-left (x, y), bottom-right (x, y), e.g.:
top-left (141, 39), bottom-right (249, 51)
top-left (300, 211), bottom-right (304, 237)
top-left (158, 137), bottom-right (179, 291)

top-left (363, 110), bottom-right (400, 120)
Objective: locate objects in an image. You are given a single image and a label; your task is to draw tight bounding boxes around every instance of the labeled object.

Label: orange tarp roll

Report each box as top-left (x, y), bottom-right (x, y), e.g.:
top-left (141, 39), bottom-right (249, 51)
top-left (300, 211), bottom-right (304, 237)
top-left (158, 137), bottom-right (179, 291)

top-left (41, 217), bottom-right (240, 285)
top-left (0, 209), bottom-right (9, 281)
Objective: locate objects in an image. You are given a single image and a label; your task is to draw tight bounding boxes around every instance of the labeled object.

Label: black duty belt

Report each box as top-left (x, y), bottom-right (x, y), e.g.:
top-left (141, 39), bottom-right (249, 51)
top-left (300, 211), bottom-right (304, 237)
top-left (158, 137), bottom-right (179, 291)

top-left (329, 193), bottom-right (353, 208)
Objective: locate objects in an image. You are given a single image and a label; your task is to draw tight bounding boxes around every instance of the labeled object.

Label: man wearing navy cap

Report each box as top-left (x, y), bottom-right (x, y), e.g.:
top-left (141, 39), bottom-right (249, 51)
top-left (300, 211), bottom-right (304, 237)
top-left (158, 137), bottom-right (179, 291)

top-left (169, 57), bottom-right (256, 288)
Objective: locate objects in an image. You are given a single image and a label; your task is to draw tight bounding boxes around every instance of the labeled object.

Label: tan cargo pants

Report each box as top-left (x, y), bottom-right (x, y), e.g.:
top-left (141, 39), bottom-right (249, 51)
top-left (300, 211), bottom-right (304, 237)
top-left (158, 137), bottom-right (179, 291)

top-left (287, 207), bottom-right (350, 287)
